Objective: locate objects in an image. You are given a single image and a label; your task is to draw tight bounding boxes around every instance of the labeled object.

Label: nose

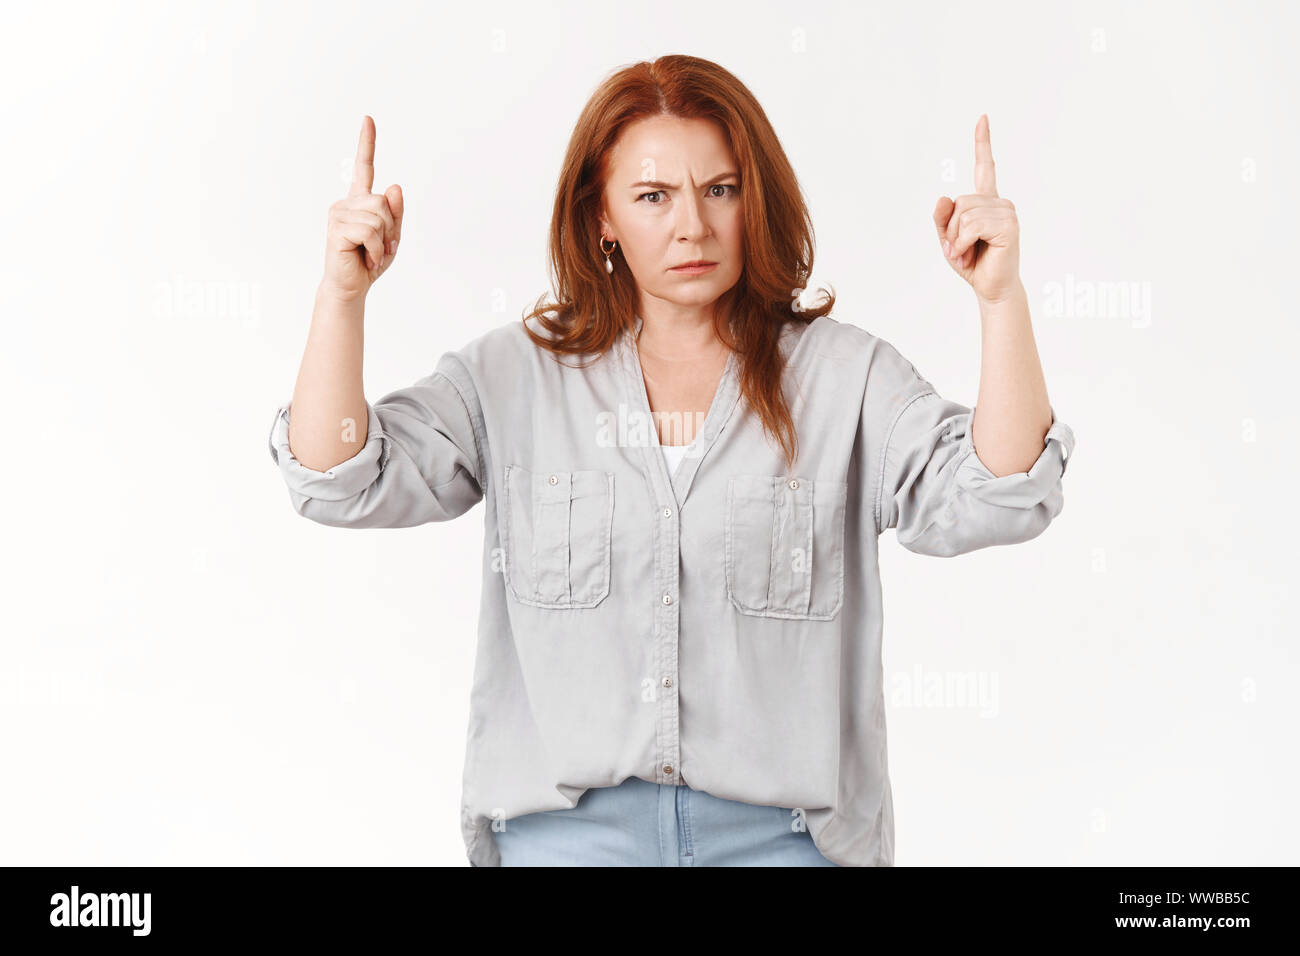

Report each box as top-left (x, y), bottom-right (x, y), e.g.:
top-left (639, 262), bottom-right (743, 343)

top-left (675, 192), bottom-right (711, 243)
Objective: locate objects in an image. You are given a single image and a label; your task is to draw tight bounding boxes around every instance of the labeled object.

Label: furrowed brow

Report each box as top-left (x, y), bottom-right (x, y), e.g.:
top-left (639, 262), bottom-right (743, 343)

top-left (628, 171), bottom-right (739, 189)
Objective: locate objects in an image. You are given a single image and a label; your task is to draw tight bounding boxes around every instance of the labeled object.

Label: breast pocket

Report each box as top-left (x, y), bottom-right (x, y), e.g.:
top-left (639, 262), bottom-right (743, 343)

top-left (502, 465), bottom-right (615, 609)
top-left (725, 475), bottom-right (847, 621)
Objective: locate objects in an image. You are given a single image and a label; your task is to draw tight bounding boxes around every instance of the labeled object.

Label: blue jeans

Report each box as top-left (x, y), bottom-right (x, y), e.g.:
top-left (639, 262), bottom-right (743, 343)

top-left (493, 775), bottom-right (839, 866)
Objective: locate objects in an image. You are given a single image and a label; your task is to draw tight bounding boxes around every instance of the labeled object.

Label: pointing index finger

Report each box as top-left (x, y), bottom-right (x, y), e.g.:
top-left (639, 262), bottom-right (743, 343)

top-left (350, 114), bottom-right (376, 196)
top-left (974, 113), bottom-right (997, 197)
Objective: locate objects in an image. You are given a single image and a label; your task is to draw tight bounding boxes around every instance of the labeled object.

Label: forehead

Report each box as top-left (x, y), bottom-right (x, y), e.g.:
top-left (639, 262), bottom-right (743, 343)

top-left (606, 115), bottom-right (735, 177)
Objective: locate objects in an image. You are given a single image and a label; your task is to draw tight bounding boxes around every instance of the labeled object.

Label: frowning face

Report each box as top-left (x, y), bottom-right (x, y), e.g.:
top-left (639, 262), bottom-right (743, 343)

top-left (598, 114), bottom-right (745, 316)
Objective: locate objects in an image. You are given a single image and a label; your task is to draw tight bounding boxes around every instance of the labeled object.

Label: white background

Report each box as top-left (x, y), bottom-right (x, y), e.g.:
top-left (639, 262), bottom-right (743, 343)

top-left (1, 0), bottom-right (1294, 865)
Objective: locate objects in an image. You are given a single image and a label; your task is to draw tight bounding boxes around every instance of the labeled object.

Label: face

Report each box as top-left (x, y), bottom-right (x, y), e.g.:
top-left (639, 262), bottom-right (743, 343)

top-left (598, 114), bottom-right (744, 318)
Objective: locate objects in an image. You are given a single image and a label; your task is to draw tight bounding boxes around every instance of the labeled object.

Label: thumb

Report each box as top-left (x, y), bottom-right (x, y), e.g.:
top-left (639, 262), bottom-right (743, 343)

top-left (933, 196), bottom-right (958, 261)
top-left (386, 184), bottom-right (404, 242)
top-left (932, 196), bottom-right (955, 239)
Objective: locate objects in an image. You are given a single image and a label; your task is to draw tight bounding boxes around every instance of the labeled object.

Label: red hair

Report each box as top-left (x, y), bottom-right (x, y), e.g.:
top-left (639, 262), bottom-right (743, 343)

top-left (522, 54), bottom-right (835, 472)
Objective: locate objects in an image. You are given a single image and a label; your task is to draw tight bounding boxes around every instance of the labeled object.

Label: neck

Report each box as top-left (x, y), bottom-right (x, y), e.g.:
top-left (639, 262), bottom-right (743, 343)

top-left (636, 305), bottom-right (733, 360)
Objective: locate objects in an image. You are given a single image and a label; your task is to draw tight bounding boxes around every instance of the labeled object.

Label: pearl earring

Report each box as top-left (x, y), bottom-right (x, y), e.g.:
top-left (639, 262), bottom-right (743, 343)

top-left (600, 236), bottom-right (617, 274)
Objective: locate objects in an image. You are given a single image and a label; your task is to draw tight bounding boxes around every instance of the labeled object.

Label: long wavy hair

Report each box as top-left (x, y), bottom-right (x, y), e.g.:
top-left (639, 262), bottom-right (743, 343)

top-left (522, 54), bottom-right (835, 472)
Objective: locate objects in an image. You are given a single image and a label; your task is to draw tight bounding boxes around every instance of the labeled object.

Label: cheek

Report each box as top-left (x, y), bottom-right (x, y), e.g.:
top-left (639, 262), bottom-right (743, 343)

top-left (620, 220), bottom-right (667, 262)
top-left (721, 219), bottom-right (745, 263)
top-left (621, 240), bottom-right (659, 275)
top-left (719, 213), bottom-right (745, 252)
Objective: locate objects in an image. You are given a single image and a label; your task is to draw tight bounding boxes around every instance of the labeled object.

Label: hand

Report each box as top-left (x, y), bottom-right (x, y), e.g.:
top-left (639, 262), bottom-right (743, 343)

top-left (933, 114), bottom-right (1020, 305)
top-left (321, 114), bottom-right (404, 303)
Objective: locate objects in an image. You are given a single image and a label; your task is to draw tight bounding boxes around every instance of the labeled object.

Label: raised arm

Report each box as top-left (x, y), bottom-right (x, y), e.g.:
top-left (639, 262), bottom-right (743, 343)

top-left (866, 113), bottom-right (1076, 556)
top-left (267, 115), bottom-right (484, 529)
top-left (933, 113), bottom-right (1053, 477)
top-left (284, 114), bottom-right (402, 474)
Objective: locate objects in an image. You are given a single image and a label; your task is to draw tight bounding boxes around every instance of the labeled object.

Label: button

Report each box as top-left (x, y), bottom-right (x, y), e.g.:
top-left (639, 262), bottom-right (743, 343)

top-left (548, 474), bottom-right (558, 485)
top-left (788, 478), bottom-right (799, 489)
top-left (662, 676), bottom-right (673, 688)
top-left (662, 507), bottom-right (672, 518)
top-left (662, 593), bottom-right (673, 605)
top-left (663, 764), bottom-right (674, 775)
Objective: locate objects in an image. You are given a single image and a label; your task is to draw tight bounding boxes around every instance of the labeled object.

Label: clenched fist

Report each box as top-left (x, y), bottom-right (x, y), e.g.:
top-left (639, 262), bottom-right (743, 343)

top-left (321, 114), bottom-right (404, 303)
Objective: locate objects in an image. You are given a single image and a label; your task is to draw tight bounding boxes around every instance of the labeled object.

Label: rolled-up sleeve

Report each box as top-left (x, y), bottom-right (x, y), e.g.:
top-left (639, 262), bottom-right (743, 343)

top-left (267, 352), bottom-right (486, 529)
top-left (869, 347), bottom-right (1075, 557)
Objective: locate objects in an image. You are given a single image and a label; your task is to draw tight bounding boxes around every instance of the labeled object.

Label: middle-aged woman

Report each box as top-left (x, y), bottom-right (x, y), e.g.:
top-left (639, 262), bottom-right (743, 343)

top-left (268, 54), bottom-right (1076, 866)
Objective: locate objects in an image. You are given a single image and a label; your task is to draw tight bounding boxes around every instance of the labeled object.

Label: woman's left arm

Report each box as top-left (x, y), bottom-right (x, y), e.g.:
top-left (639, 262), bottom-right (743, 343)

top-left (933, 114), bottom-right (1053, 478)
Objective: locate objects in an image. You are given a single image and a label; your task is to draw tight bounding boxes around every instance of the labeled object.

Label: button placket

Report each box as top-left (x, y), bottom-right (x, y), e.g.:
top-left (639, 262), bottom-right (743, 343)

top-left (617, 328), bottom-right (681, 786)
top-left (657, 507), bottom-right (681, 784)
top-left (618, 319), bottom-right (741, 789)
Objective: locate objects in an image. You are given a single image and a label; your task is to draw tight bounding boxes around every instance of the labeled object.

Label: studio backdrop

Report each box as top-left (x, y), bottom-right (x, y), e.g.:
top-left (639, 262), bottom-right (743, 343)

top-left (0, 0), bottom-right (1293, 865)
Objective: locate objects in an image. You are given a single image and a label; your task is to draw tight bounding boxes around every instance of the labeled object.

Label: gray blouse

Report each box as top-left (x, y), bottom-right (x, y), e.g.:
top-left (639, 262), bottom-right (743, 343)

top-left (267, 313), bottom-right (1075, 866)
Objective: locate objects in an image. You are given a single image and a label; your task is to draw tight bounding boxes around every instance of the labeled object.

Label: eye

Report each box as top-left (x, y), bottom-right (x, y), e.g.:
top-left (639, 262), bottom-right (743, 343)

top-left (636, 184), bottom-right (739, 204)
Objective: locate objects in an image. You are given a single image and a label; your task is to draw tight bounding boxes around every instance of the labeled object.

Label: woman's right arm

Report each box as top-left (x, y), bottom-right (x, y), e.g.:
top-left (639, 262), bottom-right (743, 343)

top-left (268, 115), bottom-right (485, 529)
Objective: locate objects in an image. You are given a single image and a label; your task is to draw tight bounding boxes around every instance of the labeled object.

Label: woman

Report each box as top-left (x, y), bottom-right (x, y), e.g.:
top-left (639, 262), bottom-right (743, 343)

top-left (268, 55), bottom-right (1075, 866)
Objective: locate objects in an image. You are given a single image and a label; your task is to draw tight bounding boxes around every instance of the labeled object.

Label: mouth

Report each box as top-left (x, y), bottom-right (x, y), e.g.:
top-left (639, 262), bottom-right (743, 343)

top-left (669, 260), bottom-right (718, 274)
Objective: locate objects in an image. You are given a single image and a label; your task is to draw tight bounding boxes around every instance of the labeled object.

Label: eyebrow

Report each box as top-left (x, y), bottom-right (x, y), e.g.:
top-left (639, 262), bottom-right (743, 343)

top-left (627, 171), bottom-right (740, 190)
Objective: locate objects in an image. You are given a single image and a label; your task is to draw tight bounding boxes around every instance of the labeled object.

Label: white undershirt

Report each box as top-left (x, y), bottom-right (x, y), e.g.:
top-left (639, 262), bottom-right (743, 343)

top-left (660, 442), bottom-right (693, 476)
